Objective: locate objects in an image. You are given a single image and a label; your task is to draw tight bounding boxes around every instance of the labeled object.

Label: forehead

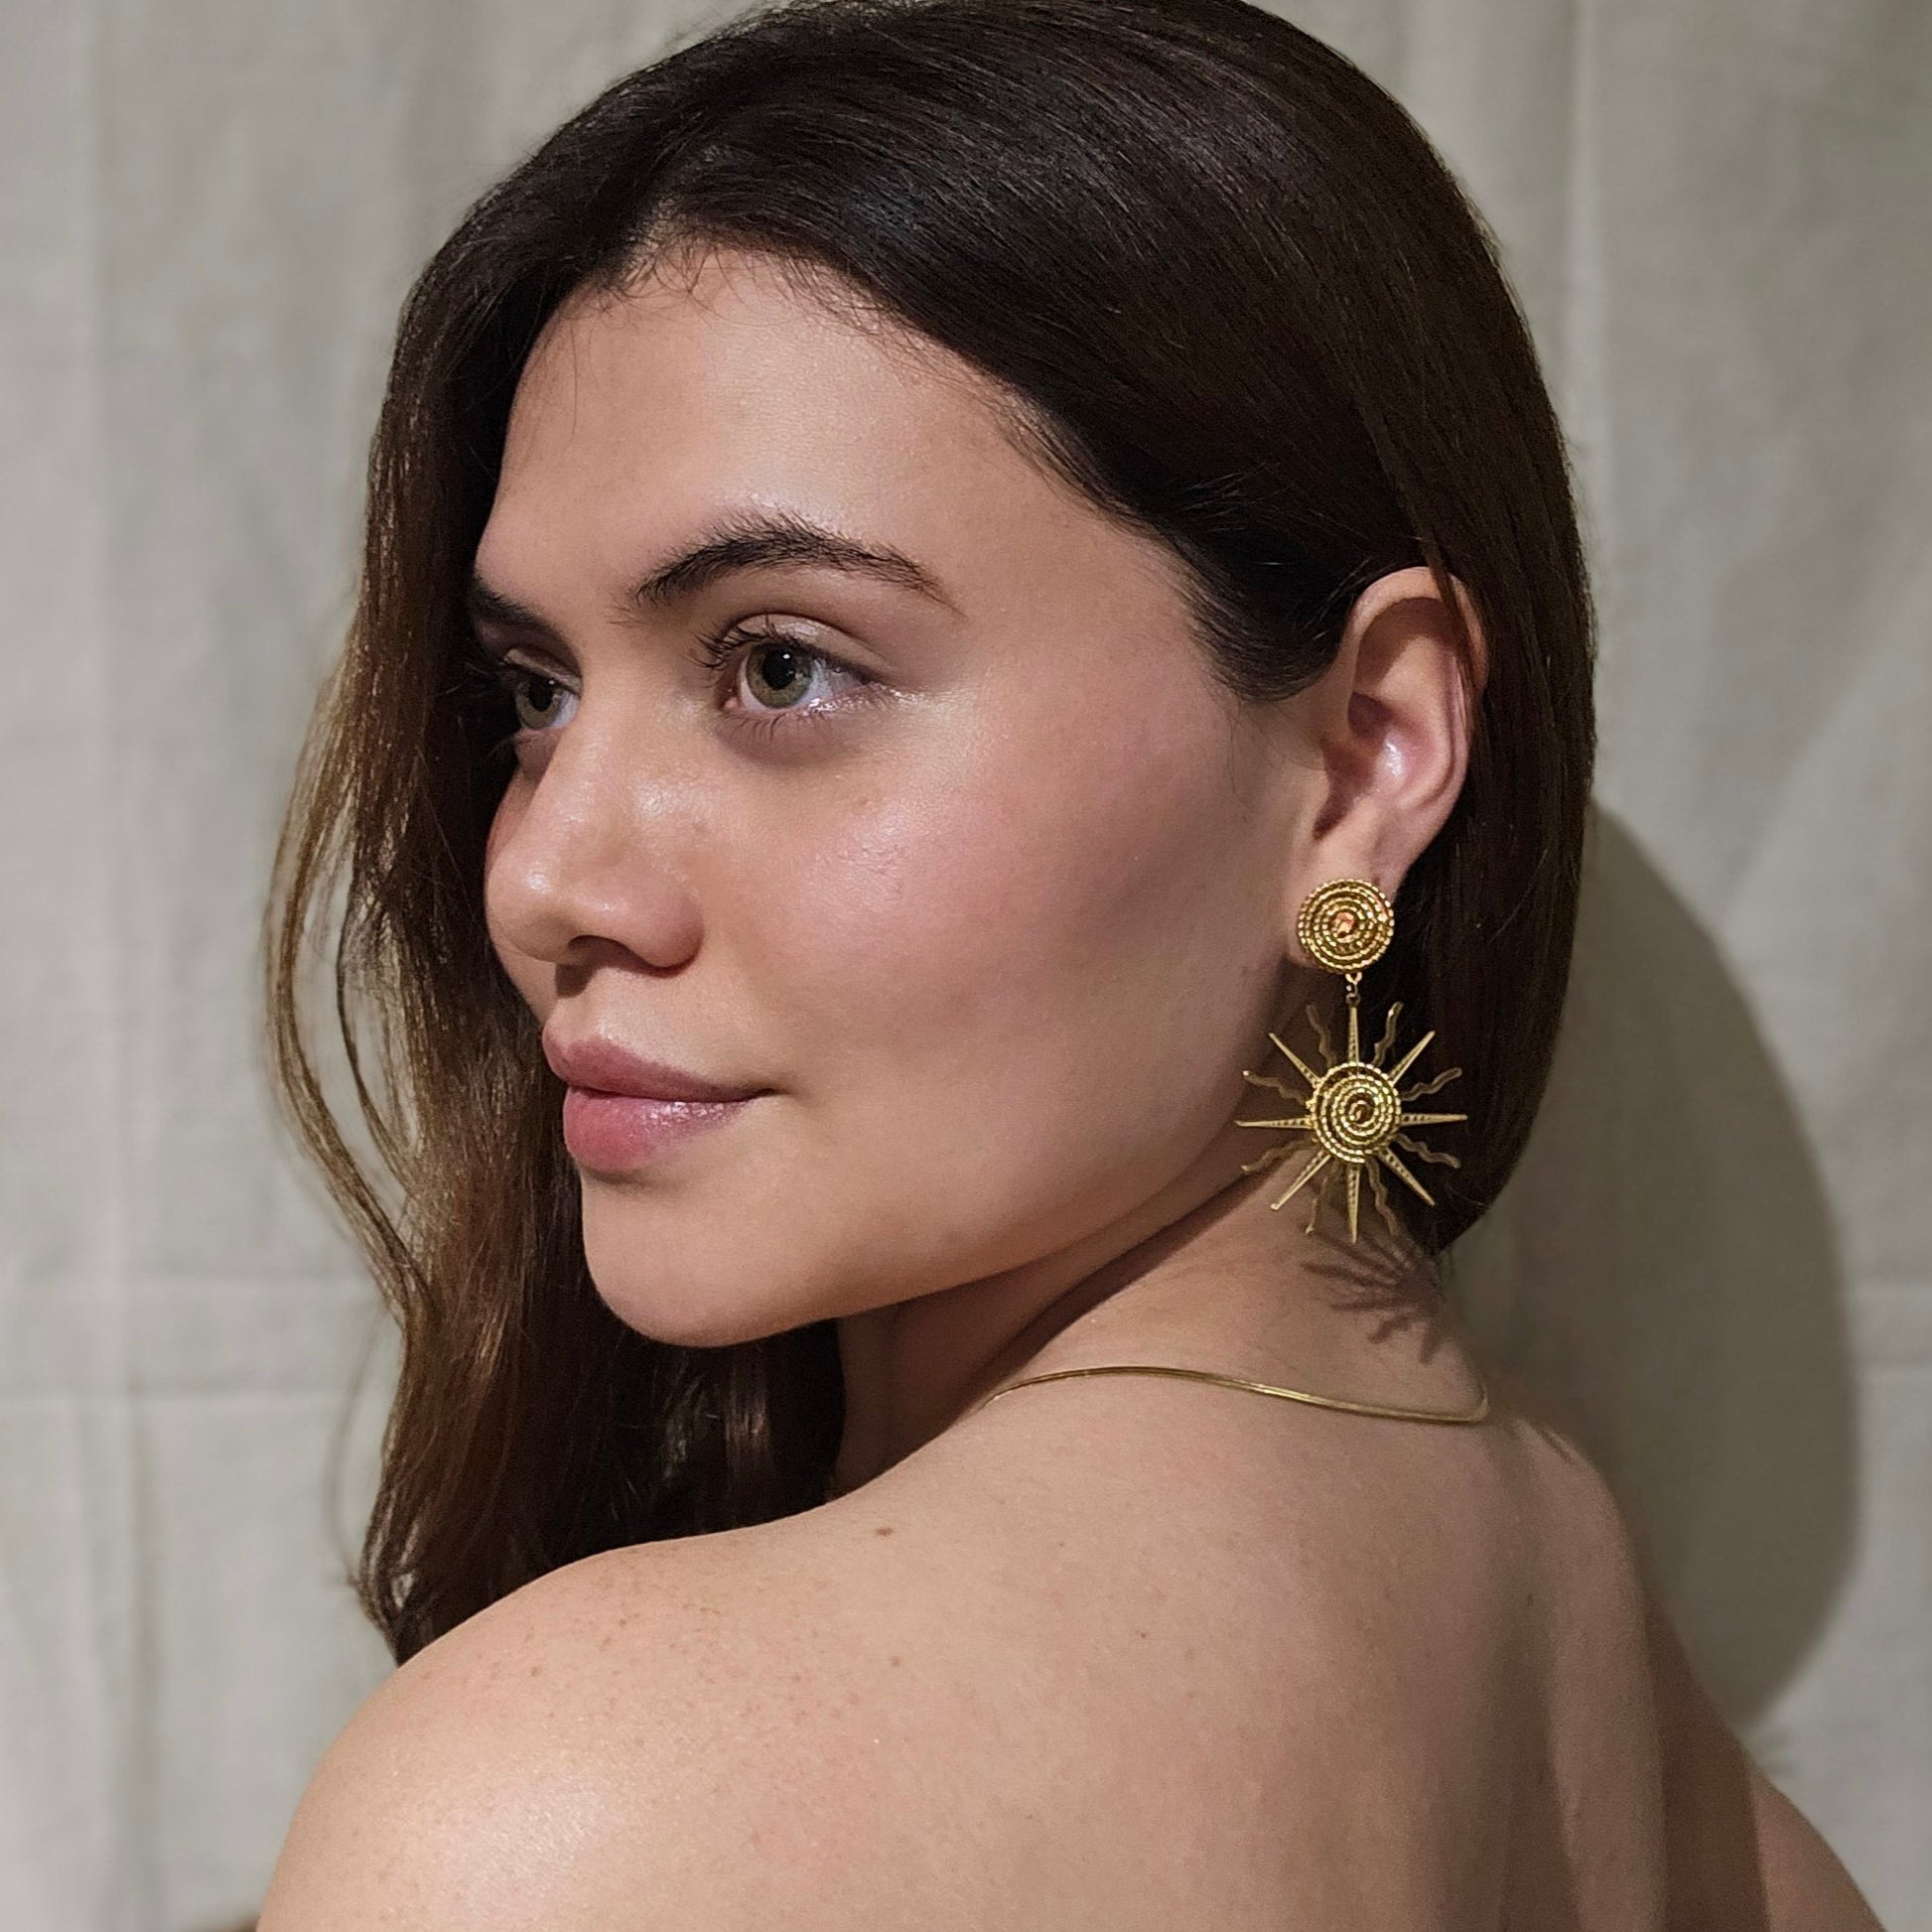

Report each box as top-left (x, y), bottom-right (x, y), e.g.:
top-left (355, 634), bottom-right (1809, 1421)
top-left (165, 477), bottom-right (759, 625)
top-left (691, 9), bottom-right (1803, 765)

top-left (485, 247), bottom-right (1058, 555)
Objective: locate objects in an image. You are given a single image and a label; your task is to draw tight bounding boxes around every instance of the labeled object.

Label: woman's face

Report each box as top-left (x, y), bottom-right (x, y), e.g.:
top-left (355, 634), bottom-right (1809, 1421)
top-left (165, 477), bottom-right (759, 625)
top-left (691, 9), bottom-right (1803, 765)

top-left (478, 247), bottom-right (1313, 1346)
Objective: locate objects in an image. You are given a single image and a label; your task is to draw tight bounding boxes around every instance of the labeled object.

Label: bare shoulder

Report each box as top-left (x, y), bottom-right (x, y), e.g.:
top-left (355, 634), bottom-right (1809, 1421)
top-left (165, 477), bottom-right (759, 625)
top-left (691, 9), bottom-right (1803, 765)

top-left (256, 1453), bottom-right (1167, 1931)
top-left (253, 1367), bottom-right (1729, 1931)
top-left (259, 1465), bottom-right (1141, 1932)
top-left (253, 1530), bottom-right (789, 1931)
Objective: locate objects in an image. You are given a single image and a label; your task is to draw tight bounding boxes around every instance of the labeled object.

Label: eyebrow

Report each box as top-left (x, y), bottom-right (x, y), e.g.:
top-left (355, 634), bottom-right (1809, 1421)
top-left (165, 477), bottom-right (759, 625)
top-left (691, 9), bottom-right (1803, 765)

top-left (465, 508), bottom-right (956, 635)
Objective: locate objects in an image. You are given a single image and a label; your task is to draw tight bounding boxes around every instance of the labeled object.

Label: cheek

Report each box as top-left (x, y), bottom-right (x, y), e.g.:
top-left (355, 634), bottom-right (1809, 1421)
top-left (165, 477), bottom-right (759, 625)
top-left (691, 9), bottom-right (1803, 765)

top-left (761, 695), bottom-right (1272, 1261)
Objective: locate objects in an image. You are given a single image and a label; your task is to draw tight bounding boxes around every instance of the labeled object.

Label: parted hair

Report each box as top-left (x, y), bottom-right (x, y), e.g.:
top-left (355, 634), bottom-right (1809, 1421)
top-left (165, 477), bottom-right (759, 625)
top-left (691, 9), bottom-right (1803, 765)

top-left (265, 0), bottom-right (1595, 1662)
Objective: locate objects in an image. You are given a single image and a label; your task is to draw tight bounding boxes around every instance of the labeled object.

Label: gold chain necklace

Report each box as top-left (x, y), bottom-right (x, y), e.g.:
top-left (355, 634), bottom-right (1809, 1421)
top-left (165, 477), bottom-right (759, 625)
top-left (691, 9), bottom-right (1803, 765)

top-left (964, 1360), bottom-right (1489, 1425)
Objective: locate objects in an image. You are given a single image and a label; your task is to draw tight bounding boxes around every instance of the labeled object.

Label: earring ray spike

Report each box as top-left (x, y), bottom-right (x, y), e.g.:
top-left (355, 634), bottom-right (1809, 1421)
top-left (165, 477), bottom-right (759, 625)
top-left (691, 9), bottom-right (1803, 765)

top-left (1233, 878), bottom-right (1470, 1244)
top-left (1386, 1030), bottom-right (1437, 1085)
top-left (1268, 1034), bottom-right (1321, 1088)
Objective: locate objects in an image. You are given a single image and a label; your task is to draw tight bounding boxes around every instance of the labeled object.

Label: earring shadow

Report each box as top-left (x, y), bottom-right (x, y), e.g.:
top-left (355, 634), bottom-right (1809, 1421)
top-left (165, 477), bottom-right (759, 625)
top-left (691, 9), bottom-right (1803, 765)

top-left (1449, 803), bottom-right (1855, 1731)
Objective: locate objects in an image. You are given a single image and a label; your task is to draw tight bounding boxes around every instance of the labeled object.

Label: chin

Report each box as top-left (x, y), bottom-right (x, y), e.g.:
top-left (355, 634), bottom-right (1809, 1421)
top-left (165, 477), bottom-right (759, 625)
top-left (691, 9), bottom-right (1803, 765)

top-left (583, 1264), bottom-right (782, 1349)
top-left (578, 1219), bottom-right (830, 1349)
top-left (591, 1285), bottom-right (785, 1351)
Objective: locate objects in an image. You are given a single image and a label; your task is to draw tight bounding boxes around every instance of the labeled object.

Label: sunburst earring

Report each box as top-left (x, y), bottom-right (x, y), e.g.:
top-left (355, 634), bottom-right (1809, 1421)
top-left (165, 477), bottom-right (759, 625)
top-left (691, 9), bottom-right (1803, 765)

top-left (1234, 878), bottom-right (1468, 1242)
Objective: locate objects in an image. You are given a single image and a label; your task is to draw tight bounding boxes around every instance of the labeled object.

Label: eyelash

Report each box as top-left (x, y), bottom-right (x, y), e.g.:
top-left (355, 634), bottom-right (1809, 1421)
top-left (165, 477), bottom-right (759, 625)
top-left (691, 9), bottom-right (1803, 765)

top-left (453, 620), bottom-right (880, 763)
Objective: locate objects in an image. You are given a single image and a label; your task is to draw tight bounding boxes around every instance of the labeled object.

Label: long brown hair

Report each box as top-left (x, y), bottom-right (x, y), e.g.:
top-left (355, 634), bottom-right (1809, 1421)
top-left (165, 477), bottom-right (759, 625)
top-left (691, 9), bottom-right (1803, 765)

top-left (264, 0), bottom-right (1595, 1662)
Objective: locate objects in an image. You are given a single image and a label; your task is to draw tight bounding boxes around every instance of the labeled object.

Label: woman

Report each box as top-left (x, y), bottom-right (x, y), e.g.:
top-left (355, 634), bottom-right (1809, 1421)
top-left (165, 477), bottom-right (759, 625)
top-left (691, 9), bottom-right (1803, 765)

top-left (255, 0), bottom-right (1885, 1923)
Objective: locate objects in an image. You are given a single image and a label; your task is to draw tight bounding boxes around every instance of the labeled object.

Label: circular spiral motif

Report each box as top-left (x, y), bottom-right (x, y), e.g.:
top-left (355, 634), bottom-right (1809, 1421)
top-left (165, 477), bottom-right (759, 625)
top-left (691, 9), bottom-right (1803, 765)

top-left (1310, 1063), bottom-right (1401, 1165)
top-left (1297, 878), bottom-right (1394, 974)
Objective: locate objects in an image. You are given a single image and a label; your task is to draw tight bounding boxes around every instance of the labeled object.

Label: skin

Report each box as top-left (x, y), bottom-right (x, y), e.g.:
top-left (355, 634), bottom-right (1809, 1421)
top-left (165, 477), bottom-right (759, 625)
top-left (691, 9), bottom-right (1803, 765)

top-left (256, 245), bottom-right (1886, 1929)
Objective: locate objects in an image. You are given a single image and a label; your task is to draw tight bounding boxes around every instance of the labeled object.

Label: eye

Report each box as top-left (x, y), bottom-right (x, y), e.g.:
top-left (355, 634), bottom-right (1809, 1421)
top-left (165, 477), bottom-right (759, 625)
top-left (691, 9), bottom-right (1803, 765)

top-left (696, 620), bottom-right (879, 727)
top-left (503, 662), bottom-right (577, 735)
top-left (446, 645), bottom-right (572, 767)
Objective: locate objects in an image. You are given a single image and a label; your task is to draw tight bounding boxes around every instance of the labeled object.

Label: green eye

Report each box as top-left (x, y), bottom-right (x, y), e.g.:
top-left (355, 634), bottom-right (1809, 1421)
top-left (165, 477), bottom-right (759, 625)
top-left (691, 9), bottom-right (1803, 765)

top-left (695, 621), bottom-right (877, 727)
top-left (743, 639), bottom-right (836, 709)
top-left (508, 668), bottom-right (574, 732)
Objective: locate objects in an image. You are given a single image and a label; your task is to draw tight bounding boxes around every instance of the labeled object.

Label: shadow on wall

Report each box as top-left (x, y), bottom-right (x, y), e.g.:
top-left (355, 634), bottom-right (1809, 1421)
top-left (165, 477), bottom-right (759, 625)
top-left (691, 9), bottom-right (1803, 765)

top-left (1451, 801), bottom-right (1856, 1732)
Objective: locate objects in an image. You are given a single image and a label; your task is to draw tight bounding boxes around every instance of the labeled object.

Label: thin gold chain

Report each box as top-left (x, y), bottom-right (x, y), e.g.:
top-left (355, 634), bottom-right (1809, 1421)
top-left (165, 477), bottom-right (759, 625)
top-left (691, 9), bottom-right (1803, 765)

top-left (964, 1361), bottom-right (1490, 1425)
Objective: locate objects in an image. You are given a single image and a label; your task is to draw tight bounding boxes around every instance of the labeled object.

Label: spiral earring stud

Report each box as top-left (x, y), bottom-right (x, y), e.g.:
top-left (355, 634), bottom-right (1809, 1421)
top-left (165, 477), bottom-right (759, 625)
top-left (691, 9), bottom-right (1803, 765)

top-left (1234, 878), bottom-right (1468, 1242)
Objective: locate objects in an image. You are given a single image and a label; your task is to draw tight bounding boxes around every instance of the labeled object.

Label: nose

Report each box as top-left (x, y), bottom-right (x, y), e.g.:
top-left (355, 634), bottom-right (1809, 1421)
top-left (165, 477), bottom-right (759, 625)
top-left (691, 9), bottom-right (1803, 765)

top-left (483, 723), bottom-right (704, 973)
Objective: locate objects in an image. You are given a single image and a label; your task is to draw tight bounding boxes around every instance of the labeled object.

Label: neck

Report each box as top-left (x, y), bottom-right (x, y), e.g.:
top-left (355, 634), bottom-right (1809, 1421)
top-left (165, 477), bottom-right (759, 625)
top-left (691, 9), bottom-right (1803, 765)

top-left (824, 1115), bottom-right (1471, 1501)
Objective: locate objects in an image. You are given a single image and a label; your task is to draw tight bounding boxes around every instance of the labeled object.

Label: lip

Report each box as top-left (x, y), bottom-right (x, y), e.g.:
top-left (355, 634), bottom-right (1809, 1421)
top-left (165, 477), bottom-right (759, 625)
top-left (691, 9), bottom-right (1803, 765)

top-left (542, 1032), bottom-right (767, 1103)
top-left (561, 1087), bottom-right (757, 1173)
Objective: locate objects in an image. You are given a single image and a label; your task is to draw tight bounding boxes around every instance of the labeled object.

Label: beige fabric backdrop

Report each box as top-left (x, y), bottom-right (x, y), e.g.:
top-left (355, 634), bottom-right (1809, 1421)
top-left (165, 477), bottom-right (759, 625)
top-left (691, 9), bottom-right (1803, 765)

top-left (2, 0), bottom-right (1925, 1924)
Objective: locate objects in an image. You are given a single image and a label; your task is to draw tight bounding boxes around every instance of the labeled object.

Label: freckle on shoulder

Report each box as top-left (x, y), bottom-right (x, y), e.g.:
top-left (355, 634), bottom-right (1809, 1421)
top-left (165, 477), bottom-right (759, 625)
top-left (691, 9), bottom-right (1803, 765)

top-left (260, 1537), bottom-right (800, 1928)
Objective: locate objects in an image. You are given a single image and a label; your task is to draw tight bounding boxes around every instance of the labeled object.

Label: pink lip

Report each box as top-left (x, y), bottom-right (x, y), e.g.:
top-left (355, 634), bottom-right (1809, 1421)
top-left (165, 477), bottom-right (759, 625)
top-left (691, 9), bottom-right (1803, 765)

top-left (561, 1087), bottom-right (759, 1172)
top-left (542, 1031), bottom-right (767, 1103)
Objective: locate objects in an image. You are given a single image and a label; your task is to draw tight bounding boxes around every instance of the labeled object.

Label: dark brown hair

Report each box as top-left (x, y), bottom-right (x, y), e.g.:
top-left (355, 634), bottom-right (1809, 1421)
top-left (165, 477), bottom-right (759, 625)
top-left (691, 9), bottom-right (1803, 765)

top-left (265, 0), bottom-right (1595, 1662)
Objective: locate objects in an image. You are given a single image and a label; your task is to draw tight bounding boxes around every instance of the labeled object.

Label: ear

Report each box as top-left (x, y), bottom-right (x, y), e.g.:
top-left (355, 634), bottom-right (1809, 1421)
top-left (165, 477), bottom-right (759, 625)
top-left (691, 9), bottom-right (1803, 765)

top-left (1290, 565), bottom-right (1486, 947)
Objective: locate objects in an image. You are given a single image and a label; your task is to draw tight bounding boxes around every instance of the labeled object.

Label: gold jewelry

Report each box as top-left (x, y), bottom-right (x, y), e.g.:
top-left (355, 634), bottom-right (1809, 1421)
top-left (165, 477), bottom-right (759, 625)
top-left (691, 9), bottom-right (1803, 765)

top-left (1234, 877), bottom-right (1467, 1242)
top-left (966, 1360), bottom-right (1488, 1425)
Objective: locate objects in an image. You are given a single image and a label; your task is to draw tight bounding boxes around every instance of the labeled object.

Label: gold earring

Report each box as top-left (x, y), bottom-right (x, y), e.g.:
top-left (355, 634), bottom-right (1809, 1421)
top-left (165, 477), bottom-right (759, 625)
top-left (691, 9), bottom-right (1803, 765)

top-left (1234, 878), bottom-right (1467, 1242)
